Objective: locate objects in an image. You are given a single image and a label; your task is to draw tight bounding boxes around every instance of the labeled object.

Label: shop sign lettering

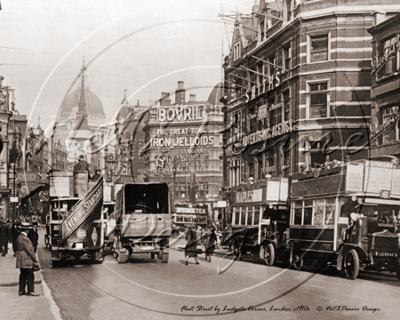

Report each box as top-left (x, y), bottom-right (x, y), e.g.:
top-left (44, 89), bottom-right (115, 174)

top-left (261, 166), bottom-right (276, 173)
top-left (236, 189), bottom-right (263, 203)
top-left (150, 136), bottom-right (214, 148)
top-left (158, 105), bottom-right (205, 122)
top-left (241, 119), bottom-right (293, 147)
top-left (156, 127), bottom-right (207, 136)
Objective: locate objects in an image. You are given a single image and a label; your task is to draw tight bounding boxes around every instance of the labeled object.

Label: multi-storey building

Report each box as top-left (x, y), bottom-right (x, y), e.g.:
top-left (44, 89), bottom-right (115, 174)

top-left (0, 76), bottom-right (15, 219)
top-left (222, 0), bottom-right (400, 226)
top-left (142, 81), bottom-right (224, 225)
top-left (369, 12), bottom-right (400, 158)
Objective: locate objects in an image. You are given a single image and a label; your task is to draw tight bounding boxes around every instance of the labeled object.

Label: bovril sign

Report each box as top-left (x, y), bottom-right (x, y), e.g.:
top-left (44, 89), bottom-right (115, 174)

top-left (158, 105), bottom-right (205, 122)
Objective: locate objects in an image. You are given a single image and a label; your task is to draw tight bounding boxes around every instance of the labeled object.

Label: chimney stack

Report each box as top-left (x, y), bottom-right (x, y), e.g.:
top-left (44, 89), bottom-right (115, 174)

top-left (175, 81), bottom-right (186, 104)
top-left (161, 92), bottom-right (171, 106)
top-left (189, 94), bottom-right (196, 102)
top-left (372, 11), bottom-right (386, 27)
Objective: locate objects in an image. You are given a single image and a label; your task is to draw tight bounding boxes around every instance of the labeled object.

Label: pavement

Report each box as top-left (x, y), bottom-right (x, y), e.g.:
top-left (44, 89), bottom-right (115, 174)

top-left (0, 234), bottom-right (231, 320)
top-left (0, 242), bottom-right (57, 320)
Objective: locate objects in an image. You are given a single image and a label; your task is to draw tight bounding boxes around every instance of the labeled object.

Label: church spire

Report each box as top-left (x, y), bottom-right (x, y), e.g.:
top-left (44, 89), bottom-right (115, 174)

top-left (78, 58), bottom-right (87, 114)
top-left (121, 89), bottom-right (129, 106)
top-left (73, 58), bottom-right (90, 131)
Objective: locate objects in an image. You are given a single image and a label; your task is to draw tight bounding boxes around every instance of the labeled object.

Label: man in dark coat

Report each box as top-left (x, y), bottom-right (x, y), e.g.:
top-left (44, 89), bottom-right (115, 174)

top-left (11, 221), bottom-right (20, 257)
top-left (0, 219), bottom-right (11, 256)
top-left (74, 155), bottom-right (90, 176)
top-left (204, 226), bottom-right (217, 262)
top-left (184, 226), bottom-right (200, 265)
top-left (16, 222), bottom-right (40, 296)
top-left (28, 225), bottom-right (39, 253)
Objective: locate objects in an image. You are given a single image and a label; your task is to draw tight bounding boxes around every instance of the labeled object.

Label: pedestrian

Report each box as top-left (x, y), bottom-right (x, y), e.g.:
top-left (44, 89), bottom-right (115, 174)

top-left (11, 222), bottom-right (20, 257)
top-left (196, 225), bottom-right (202, 244)
top-left (16, 222), bottom-right (40, 297)
top-left (0, 219), bottom-right (11, 256)
top-left (204, 226), bottom-right (217, 262)
top-left (184, 226), bottom-right (200, 265)
top-left (28, 224), bottom-right (39, 253)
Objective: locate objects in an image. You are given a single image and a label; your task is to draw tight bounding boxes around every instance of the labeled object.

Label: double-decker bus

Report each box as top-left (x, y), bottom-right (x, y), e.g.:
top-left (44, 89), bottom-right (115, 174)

top-left (289, 160), bottom-right (400, 280)
top-left (47, 171), bottom-right (105, 267)
top-left (229, 177), bottom-right (290, 266)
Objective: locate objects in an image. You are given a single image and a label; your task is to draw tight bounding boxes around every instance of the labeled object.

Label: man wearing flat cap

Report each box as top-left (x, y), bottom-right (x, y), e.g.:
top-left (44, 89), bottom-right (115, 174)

top-left (73, 154), bottom-right (90, 175)
top-left (16, 222), bottom-right (40, 296)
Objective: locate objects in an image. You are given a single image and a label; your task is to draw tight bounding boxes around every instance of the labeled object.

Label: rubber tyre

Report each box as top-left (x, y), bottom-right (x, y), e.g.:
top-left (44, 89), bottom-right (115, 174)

top-left (232, 241), bottom-right (242, 260)
top-left (343, 249), bottom-right (360, 280)
top-left (95, 248), bottom-right (104, 263)
top-left (161, 252), bottom-right (169, 263)
top-left (263, 243), bottom-right (275, 267)
top-left (291, 245), bottom-right (303, 271)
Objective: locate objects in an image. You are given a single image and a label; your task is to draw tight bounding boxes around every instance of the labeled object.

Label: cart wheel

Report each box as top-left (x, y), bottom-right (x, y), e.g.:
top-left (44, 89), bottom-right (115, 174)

top-left (343, 249), bottom-right (360, 280)
top-left (396, 267), bottom-right (400, 281)
top-left (291, 245), bottom-right (303, 270)
top-left (161, 252), bottom-right (169, 263)
top-left (263, 243), bottom-right (275, 267)
top-left (151, 253), bottom-right (155, 259)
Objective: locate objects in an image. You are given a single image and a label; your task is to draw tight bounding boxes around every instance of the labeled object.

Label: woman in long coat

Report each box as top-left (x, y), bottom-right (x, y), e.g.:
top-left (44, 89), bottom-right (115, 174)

top-left (184, 226), bottom-right (199, 265)
top-left (204, 227), bottom-right (217, 262)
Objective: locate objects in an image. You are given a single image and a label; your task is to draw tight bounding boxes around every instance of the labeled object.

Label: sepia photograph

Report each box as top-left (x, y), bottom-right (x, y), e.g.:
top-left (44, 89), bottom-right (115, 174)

top-left (1, 0), bottom-right (400, 319)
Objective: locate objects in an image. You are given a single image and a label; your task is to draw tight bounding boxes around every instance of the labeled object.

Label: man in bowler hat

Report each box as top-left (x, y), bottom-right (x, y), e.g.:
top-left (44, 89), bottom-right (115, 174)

top-left (16, 222), bottom-right (40, 296)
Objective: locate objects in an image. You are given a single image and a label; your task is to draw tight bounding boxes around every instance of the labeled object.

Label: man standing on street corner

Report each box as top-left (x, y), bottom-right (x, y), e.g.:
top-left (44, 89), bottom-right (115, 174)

top-left (16, 222), bottom-right (40, 297)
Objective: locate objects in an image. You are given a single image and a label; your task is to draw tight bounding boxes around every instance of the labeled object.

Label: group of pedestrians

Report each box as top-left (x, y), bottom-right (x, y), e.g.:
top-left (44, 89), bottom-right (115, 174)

top-left (183, 225), bottom-right (222, 265)
top-left (0, 217), bottom-right (41, 297)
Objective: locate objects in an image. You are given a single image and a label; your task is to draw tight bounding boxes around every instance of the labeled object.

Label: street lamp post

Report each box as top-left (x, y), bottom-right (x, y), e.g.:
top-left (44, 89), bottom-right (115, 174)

top-left (171, 155), bottom-right (178, 212)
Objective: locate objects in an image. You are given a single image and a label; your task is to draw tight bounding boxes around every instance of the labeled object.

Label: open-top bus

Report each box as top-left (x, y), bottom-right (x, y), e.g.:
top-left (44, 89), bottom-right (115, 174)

top-left (289, 160), bottom-right (400, 280)
top-left (47, 171), bottom-right (105, 267)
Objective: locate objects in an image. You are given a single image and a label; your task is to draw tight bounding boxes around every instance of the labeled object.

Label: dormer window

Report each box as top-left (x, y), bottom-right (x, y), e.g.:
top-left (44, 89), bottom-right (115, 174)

top-left (233, 41), bottom-right (241, 61)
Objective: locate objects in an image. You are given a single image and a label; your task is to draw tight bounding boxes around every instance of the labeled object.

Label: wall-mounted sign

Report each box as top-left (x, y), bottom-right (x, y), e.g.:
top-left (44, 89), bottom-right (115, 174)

top-left (262, 166), bottom-right (276, 173)
top-left (241, 119), bottom-right (293, 147)
top-left (158, 105), bottom-right (205, 122)
top-left (176, 206), bottom-right (207, 214)
top-left (155, 127), bottom-right (208, 136)
top-left (236, 189), bottom-right (263, 203)
top-left (150, 135), bottom-right (214, 148)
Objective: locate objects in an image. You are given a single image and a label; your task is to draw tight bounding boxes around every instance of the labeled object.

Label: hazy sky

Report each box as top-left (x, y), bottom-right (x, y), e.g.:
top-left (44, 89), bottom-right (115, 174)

top-left (0, 0), bottom-right (254, 131)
